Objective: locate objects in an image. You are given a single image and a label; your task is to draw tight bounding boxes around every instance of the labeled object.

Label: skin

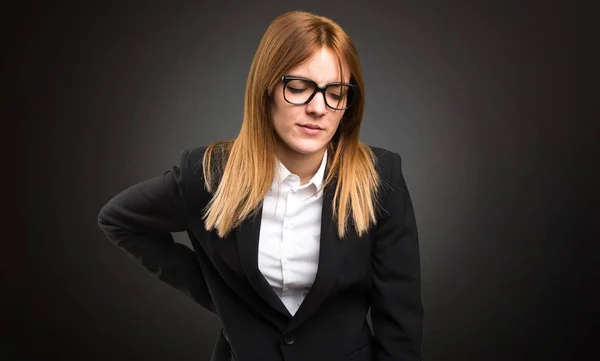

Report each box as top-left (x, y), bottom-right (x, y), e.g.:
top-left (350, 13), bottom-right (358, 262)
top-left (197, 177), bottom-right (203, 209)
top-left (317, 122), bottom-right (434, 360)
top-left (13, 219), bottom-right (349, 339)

top-left (269, 47), bottom-right (350, 185)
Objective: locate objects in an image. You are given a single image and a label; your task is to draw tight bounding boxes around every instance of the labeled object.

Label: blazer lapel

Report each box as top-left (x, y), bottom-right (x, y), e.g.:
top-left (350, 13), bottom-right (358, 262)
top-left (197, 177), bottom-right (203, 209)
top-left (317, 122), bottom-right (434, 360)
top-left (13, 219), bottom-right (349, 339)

top-left (237, 205), bottom-right (293, 319)
top-left (286, 177), bottom-right (352, 331)
top-left (235, 170), bottom-right (354, 329)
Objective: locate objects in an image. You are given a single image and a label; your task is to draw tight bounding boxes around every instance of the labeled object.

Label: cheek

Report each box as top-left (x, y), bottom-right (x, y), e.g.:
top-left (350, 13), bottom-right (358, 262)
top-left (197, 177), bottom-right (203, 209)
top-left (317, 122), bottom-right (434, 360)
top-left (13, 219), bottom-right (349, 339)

top-left (329, 114), bottom-right (344, 131)
top-left (271, 102), bottom-right (300, 129)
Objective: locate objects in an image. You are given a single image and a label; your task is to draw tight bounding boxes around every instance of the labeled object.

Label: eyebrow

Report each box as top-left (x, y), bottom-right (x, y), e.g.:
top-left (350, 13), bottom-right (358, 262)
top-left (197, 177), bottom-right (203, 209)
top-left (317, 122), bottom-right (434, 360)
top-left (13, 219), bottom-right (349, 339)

top-left (286, 74), bottom-right (348, 86)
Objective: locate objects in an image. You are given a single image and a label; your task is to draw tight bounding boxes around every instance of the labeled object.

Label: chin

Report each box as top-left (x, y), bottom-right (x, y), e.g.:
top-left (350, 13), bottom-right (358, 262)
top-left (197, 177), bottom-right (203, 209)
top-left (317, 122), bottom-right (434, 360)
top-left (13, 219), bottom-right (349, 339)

top-left (287, 140), bottom-right (328, 156)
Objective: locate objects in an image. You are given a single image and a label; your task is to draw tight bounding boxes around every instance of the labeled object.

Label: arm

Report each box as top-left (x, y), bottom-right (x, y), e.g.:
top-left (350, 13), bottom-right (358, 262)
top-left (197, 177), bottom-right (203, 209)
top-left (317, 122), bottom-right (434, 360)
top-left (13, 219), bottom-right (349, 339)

top-left (97, 148), bottom-right (215, 313)
top-left (371, 151), bottom-right (424, 360)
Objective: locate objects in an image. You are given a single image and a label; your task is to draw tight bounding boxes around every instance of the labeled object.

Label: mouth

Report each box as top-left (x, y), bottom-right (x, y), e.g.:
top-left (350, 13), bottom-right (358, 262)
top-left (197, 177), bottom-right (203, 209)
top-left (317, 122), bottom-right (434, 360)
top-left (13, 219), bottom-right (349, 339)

top-left (298, 124), bottom-right (323, 130)
top-left (297, 124), bottom-right (323, 136)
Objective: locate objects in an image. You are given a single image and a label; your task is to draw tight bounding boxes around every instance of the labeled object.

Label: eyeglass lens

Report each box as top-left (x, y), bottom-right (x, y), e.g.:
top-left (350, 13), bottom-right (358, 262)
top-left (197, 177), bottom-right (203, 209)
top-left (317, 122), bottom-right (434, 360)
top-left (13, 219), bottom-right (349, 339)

top-left (284, 79), bottom-right (351, 110)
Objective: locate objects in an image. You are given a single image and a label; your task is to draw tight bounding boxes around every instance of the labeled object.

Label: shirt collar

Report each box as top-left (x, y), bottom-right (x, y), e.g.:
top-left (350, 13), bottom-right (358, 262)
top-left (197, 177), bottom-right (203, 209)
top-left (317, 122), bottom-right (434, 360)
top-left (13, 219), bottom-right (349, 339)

top-left (275, 149), bottom-right (328, 191)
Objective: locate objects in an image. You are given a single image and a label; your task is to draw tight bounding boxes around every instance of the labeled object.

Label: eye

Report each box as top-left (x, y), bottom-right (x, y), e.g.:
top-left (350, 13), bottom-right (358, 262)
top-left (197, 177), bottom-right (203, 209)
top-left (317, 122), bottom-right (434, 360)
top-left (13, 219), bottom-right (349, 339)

top-left (287, 79), bottom-right (313, 93)
top-left (288, 86), bottom-right (306, 93)
top-left (326, 85), bottom-right (348, 100)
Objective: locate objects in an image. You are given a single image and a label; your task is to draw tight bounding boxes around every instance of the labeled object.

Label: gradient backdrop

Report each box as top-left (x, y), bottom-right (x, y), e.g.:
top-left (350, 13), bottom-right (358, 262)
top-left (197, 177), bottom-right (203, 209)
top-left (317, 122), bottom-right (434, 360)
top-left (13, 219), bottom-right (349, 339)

top-left (13, 1), bottom-right (597, 360)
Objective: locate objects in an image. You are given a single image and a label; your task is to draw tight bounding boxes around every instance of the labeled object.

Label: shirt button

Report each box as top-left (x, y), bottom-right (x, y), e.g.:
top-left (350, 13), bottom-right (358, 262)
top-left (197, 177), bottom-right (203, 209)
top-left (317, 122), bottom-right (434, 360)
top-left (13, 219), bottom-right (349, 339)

top-left (283, 333), bottom-right (295, 345)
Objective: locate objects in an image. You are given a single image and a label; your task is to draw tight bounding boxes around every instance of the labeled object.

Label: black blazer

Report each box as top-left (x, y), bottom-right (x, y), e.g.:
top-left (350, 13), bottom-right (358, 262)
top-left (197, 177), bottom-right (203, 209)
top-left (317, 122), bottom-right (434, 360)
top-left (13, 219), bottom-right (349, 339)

top-left (97, 145), bottom-right (423, 361)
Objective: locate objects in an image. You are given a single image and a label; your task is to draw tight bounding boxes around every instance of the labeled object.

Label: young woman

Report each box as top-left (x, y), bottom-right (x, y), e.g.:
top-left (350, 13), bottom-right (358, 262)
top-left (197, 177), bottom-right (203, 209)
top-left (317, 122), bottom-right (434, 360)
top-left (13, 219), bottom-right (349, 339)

top-left (98, 10), bottom-right (423, 361)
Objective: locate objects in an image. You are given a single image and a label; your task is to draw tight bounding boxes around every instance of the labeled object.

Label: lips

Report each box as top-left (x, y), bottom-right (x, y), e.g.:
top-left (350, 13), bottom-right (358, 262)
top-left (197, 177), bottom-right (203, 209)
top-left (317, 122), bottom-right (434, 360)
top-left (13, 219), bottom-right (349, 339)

top-left (298, 124), bottom-right (322, 136)
top-left (299, 124), bottom-right (322, 130)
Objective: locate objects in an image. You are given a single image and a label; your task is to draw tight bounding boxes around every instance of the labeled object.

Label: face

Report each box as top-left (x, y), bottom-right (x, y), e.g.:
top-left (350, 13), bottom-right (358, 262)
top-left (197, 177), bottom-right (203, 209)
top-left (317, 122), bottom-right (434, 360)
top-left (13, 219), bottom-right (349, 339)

top-left (269, 47), bottom-right (350, 158)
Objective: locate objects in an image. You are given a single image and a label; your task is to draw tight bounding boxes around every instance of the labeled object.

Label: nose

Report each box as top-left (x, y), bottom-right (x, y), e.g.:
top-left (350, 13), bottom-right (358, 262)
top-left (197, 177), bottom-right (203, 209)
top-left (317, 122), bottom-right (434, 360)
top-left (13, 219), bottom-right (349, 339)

top-left (305, 91), bottom-right (328, 117)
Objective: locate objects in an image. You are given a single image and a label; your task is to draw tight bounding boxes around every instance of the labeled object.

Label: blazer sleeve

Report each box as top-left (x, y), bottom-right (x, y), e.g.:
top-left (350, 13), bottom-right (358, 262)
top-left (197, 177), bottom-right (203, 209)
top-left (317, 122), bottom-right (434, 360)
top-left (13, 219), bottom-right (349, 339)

top-left (371, 151), bottom-right (424, 361)
top-left (97, 148), bottom-right (215, 313)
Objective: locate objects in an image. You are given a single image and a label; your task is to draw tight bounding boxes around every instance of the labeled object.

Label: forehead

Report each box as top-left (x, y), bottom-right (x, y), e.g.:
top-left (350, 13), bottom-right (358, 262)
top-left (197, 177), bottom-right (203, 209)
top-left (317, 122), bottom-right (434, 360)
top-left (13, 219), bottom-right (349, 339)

top-left (286, 47), bottom-right (350, 85)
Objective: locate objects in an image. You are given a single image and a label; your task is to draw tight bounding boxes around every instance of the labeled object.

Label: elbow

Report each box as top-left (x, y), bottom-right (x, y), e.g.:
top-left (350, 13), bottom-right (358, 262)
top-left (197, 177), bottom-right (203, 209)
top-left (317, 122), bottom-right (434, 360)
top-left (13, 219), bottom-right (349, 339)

top-left (97, 201), bottom-right (112, 230)
top-left (96, 201), bottom-right (122, 243)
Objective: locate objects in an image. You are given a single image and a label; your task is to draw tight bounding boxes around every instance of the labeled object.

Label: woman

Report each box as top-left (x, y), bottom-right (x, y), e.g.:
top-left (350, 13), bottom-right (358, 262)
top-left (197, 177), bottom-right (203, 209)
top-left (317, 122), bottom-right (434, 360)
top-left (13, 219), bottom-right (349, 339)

top-left (98, 10), bottom-right (423, 361)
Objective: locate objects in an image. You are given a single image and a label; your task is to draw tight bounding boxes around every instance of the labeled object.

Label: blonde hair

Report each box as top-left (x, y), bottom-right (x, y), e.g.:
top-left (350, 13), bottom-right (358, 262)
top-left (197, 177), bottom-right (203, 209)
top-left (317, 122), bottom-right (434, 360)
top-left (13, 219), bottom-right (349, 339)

top-left (202, 10), bottom-right (380, 239)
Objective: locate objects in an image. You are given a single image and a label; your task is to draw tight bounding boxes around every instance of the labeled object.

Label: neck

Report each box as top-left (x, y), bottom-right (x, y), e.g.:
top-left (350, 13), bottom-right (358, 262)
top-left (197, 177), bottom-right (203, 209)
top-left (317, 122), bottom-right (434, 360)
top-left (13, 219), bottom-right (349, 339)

top-left (275, 143), bottom-right (326, 185)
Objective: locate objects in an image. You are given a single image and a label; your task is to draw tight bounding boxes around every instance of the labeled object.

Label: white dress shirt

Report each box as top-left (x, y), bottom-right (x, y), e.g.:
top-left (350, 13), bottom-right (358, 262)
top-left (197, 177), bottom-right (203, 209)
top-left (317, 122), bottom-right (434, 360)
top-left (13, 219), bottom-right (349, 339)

top-left (258, 150), bottom-right (327, 316)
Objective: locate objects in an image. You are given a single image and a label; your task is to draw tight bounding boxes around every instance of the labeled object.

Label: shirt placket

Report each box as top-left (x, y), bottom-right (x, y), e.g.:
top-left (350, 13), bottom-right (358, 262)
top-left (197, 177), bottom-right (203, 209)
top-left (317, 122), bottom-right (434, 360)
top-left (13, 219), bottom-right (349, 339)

top-left (281, 176), bottom-right (300, 293)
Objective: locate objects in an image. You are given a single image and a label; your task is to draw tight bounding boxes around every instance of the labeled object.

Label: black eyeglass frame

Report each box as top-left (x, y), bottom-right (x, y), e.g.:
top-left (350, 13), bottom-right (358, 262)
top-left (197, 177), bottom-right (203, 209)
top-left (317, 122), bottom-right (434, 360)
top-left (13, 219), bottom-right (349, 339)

top-left (280, 75), bottom-right (359, 111)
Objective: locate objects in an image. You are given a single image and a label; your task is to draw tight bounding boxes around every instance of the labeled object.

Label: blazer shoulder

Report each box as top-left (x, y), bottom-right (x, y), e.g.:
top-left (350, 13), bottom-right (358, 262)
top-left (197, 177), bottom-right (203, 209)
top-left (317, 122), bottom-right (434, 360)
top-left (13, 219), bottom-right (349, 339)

top-left (180, 145), bottom-right (210, 178)
top-left (176, 145), bottom-right (217, 214)
top-left (180, 143), bottom-right (232, 191)
top-left (367, 145), bottom-right (402, 183)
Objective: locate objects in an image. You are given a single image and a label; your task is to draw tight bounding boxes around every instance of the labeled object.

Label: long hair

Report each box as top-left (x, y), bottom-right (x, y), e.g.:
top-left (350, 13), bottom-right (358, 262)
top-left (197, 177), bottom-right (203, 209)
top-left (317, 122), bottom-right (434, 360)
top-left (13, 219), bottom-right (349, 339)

top-left (202, 10), bottom-right (380, 239)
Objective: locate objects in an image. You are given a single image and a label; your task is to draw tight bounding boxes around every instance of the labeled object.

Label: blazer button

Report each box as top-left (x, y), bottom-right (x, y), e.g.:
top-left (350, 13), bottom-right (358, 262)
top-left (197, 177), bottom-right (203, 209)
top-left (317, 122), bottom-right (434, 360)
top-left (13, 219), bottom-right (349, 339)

top-left (283, 333), bottom-right (295, 345)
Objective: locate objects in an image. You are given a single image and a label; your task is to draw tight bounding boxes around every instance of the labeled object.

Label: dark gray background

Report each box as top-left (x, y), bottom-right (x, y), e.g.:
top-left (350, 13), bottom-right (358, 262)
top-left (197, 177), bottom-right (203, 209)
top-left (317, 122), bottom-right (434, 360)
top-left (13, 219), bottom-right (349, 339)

top-left (11, 1), bottom-right (597, 360)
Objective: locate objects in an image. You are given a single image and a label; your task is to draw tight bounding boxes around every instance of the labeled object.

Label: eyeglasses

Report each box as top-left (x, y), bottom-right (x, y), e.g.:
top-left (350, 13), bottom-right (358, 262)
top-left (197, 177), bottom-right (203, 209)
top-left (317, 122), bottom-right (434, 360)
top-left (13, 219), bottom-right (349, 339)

top-left (280, 75), bottom-right (359, 111)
